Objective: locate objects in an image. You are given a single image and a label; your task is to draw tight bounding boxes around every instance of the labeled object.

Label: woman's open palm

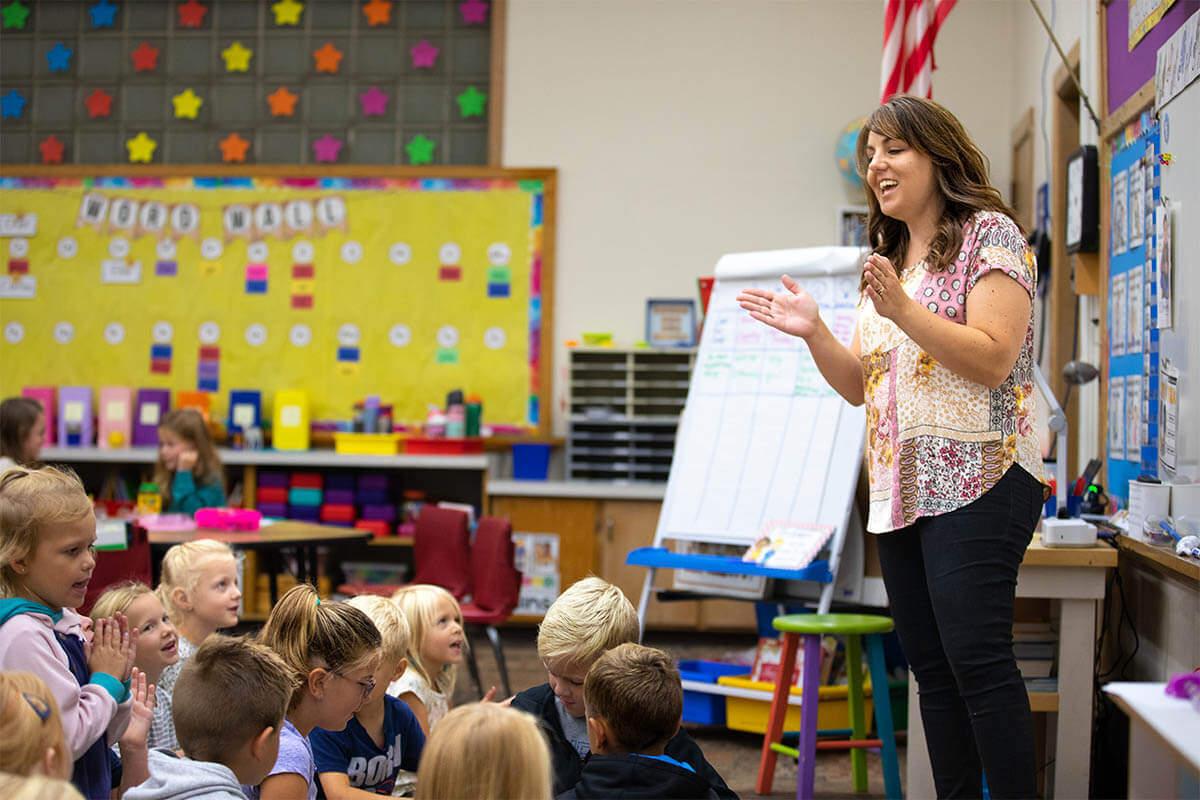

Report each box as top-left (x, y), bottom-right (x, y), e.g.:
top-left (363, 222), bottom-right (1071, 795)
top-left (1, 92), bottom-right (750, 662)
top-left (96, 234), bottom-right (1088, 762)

top-left (736, 275), bottom-right (821, 339)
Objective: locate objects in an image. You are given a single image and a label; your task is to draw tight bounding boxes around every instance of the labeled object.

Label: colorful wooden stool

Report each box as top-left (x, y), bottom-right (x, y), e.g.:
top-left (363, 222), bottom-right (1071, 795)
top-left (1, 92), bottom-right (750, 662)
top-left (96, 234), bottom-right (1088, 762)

top-left (756, 613), bottom-right (903, 799)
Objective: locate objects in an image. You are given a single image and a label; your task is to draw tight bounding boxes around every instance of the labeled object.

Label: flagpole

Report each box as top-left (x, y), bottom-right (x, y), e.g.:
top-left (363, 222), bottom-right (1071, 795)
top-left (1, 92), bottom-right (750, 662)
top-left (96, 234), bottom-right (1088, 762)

top-left (1027, 0), bottom-right (1102, 133)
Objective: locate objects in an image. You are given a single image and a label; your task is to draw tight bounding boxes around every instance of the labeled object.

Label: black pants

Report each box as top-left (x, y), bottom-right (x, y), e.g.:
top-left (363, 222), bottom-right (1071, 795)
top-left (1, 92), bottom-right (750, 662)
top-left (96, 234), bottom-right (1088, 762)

top-left (876, 464), bottom-right (1044, 799)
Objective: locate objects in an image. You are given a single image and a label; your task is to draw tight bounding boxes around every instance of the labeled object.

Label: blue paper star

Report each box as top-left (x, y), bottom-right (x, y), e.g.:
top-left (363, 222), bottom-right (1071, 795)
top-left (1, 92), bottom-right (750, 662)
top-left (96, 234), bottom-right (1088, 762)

top-left (46, 42), bottom-right (73, 71)
top-left (89, 0), bottom-right (118, 28)
top-left (1, 89), bottom-right (26, 118)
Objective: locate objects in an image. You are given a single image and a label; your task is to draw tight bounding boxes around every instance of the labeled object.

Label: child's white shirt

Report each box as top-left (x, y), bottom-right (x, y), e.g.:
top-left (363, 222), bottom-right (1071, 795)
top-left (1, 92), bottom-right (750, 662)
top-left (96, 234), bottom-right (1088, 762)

top-left (388, 669), bottom-right (449, 730)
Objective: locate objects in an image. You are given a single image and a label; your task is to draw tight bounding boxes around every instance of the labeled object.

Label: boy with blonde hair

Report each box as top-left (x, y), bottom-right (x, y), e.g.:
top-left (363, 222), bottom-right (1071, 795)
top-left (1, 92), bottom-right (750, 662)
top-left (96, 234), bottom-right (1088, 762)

top-left (561, 643), bottom-right (717, 799)
top-left (311, 593), bottom-right (425, 798)
top-left (511, 577), bottom-right (733, 798)
top-left (124, 635), bottom-right (292, 800)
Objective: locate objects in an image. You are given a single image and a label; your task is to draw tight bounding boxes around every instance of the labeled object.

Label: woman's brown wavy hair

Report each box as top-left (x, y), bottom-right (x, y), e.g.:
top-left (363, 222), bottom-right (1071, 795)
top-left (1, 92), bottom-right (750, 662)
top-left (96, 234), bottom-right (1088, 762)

top-left (854, 94), bottom-right (1021, 283)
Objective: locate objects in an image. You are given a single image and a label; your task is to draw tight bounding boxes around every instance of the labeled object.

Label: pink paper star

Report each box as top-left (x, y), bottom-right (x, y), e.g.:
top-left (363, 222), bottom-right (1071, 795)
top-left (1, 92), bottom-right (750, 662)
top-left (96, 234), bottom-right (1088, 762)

top-left (312, 134), bottom-right (343, 162)
top-left (459, 0), bottom-right (488, 24)
top-left (359, 86), bottom-right (388, 116)
top-left (410, 39), bottom-right (439, 68)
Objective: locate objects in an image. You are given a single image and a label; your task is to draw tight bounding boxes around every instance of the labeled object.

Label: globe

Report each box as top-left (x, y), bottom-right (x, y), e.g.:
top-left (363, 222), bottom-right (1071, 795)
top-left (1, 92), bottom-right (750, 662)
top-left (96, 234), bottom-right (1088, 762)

top-left (836, 117), bottom-right (867, 187)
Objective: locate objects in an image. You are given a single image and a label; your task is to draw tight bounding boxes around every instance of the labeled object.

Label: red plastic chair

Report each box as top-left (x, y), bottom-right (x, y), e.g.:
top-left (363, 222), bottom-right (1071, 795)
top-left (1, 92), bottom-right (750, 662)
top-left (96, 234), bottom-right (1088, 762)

top-left (460, 516), bottom-right (522, 698)
top-left (337, 505), bottom-right (472, 599)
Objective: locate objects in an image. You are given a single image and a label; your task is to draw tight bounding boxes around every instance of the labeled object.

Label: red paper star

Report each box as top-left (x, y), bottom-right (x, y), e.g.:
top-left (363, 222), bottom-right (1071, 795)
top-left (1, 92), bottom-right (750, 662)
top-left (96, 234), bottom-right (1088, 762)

top-left (219, 132), bottom-right (250, 163)
top-left (131, 42), bottom-right (159, 71)
top-left (39, 135), bottom-right (65, 164)
top-left (177, 0), bottom-right (207, 28)
top-left (362, 0), bottom-right (392, 26)
top-left (266, 86), bottom-right (298, 117)
top-left (84, 88), bottom-right (113, 118)
top-left (313, 42), bottom-right (343, 73)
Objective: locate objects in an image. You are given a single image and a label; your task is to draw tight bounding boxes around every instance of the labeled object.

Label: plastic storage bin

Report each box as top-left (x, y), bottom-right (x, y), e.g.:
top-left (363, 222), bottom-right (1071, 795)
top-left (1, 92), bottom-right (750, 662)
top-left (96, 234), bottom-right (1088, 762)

top-left (512, 443), bottom-right (551, 480)
top-left (404, 437), bottom-right (484, 455)
top-left (334, 432), bottom-right (404, 455)
top-left (340, 561), bottom-right (409, 586)
top-left (679, 661), bottom-right (748, 725)
top-left (717, 675), bottom-right (874, 735)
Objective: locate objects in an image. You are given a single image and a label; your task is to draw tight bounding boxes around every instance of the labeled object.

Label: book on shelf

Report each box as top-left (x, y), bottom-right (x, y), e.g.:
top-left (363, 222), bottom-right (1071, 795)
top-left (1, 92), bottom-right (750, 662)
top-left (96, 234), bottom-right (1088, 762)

top-left (742, 521), bottom-right (835, 571)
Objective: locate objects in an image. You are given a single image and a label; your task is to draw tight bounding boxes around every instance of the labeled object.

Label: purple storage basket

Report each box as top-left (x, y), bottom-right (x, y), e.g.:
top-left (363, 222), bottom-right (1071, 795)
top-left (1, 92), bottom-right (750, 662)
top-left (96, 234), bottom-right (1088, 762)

top-left (258, 471), bottom-right (290, 488)
top-left (288, 505), bottom-right (321, 521)
top-left (361, 504), bottom-right (397, 521)
top-left (256, 501), bottom-right (287, 518)
top-left (325, 488), bottom-right (355, 505)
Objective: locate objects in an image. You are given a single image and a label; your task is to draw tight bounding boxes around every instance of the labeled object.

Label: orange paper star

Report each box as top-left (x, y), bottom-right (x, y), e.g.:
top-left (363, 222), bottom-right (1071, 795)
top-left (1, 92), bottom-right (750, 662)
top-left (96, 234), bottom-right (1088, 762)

top-left (362, 0), bottom-right (392, 26)
top-left (219, 132), bottom-right (251, 163)
top-left (313, 42), bottom-right (343, 73)
top-left (266, 86), bottom-right (298, 116)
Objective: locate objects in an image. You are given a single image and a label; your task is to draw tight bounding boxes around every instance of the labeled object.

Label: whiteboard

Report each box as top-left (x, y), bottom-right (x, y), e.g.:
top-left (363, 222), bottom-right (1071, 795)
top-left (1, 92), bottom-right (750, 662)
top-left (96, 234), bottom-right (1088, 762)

top-left (1157, 78), bottom-right (1200, 481)
top-left (656, 247), bottom-right (866, 546)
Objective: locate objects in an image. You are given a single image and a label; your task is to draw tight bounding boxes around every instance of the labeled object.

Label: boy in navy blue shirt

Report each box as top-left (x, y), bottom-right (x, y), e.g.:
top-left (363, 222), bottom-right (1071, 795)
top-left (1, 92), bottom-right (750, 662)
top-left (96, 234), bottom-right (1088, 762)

top-left (312, 595), bottom-right (425, 798)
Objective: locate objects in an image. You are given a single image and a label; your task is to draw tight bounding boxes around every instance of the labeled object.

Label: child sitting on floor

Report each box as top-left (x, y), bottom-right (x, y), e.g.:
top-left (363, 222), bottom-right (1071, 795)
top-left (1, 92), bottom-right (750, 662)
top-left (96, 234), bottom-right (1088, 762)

top-left (561, 643), bottom-right (718, 799)
top-left (312, 594), bottom-right (425, 799)
top-left (510, 577), bottom-right (734, 798)
top-left (388, 584), bottom-right (466, 736)
top-left (124, 634), bottom-right (294, 800)
top-left (153, 538), bottom-right (242, 752)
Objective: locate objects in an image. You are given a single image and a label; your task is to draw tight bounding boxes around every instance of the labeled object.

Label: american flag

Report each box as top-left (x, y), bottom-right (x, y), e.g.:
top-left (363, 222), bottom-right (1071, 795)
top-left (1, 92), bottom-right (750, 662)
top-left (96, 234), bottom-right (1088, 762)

top-left (880, 0), bottom-right (958, 103)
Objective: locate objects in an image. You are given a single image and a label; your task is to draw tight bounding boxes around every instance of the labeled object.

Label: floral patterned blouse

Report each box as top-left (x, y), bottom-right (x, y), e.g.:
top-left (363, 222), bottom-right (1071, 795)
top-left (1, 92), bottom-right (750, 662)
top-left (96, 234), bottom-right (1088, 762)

top-left (858, 210), bottom-right (1046, 533)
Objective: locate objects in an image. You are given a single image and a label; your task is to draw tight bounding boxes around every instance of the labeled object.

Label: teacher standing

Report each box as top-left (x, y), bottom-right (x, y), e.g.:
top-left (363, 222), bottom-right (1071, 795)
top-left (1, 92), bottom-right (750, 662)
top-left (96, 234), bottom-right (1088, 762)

top-left (738, 94), bottom-right (1047, 799)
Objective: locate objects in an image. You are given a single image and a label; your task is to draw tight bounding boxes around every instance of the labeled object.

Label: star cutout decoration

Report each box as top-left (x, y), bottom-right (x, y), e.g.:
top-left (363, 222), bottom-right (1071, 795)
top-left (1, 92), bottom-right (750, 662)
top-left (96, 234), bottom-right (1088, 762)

top-left (84, 88), bottom-right (113, 118)
top-left (267, 86), bottom-right (298, 116)
top-left (313, 42), bottom-right (343, 73)
top-left (459, 0), bottom-right (488, 24)
top-left (2, 1), bottom-right (30, 29)
top-left (406, 134), bottom-right (435, 165)
top-left (126, 132), bottom-right (157, 163)
top-left (312, 134), bottom-right (343, 163)
top-left (172, 88), bottom-right (203, 119)
top-left (456, 85), bottom-right (486, 117)
top-left (222, 41), bottom-right (252, 72)
top-left (89, 0), bottom-right (117, 27)
top-left (271, 0), bottom-right (303, 24)
top-left (410, 40), bottom-right (439, 68)
top-left (362, 0), bottom-right (391, 26)
top-left (219, 133), bottom-right (251, 163)
top-left (46, 43), bottom-right (73, 72)
top-left (39, 135), bottom-right (65, 164)
top-left (131, 42), bottom-right (159, 71)
top-left (177, 0), bottom-right (207, 28)
top-left (1, 89), bottom-right (26, 119)
top-left (359, 86), bottom-right (388, 116)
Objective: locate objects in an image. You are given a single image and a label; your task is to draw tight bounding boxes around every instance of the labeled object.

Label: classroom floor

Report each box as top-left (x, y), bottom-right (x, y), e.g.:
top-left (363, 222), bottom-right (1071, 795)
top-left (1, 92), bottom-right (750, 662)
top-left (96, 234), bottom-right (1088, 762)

top-left (453, 627), bottom-right (907, 799)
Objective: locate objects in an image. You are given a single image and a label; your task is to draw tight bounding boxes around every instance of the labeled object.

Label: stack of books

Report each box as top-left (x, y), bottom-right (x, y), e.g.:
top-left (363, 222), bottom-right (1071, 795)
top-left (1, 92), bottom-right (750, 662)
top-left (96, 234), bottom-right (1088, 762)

top-left (1013, 621), bottom-right (1058, 683)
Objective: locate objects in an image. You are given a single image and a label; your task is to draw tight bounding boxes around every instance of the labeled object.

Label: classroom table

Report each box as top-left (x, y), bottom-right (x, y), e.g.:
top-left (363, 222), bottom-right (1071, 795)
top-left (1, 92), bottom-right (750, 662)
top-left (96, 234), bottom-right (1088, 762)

top-left (147, 520), bottom-right (372, 607)
top-left (904, 535), bottom-right (1118, 800)
top-left (1103, 681), bottom-right (1200, 799)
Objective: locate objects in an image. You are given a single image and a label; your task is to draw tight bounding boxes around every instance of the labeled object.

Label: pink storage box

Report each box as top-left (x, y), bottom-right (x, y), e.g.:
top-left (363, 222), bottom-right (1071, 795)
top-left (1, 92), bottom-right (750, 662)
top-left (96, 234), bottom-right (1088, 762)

top-left (194, 507), bottom-right (262, 531)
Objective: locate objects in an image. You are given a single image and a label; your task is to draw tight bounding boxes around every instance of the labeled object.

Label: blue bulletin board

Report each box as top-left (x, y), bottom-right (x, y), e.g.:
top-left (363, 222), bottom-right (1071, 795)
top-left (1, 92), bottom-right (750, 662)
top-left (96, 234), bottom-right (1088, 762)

top-left (1107, 122), bottom-right (1161, 503)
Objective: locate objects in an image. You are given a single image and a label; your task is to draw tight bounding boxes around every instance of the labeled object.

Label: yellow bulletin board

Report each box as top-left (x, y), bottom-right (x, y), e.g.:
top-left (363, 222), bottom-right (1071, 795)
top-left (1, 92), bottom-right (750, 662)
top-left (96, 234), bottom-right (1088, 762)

top-left (0, 167), bottom-right (556, 435)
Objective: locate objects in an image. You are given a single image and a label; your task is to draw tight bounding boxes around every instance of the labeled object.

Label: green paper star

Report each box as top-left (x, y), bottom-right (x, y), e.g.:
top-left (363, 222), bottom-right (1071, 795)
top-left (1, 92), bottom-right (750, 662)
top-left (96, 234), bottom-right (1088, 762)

top-left (406, 134), bottom-right (436, 165)
top-left (456, 85), bottom-right (487, 118)
top-left (2, 0), bottom-right (31, 29)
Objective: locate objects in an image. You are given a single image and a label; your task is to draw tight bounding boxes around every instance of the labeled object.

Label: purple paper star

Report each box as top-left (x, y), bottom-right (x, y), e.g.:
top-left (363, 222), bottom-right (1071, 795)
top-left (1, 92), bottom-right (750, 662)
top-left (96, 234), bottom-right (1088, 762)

top-left (459, 0), bottom-right (488, 24)
top-left (312, 134), bottom-right (343, 162)
top-left (359, 86), bottom-right (389, 116)
top-left (410, 39), bottom-right (439, 68)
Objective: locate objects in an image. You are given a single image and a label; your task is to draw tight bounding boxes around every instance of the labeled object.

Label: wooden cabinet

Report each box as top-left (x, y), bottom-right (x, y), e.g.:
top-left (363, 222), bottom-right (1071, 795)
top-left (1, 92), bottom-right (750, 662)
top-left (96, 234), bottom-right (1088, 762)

top-left (488, 495), bottom-right (598, 623)
top-left (490, 491), bottom-right (755, 632)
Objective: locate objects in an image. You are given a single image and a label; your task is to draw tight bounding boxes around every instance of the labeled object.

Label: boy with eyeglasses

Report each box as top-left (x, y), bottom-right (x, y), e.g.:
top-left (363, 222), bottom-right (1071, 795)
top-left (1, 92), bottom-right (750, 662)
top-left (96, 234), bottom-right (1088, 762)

top-left (311, 595), bottom-right (425, 799)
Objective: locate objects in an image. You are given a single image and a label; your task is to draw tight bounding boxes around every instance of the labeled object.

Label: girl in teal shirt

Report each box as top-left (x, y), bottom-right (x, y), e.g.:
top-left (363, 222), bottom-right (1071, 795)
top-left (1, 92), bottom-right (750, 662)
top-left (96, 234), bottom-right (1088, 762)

top-left (154, 409), bottom-right (226, 513)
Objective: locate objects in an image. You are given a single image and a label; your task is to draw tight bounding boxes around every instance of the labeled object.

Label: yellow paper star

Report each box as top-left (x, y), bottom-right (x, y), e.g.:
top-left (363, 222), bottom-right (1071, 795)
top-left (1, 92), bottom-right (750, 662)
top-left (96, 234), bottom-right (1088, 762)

top-left (127, 132), bottom-right (157, 163)
top-left (271, 0), bottom-right (304, 25)
top-left (172, 88), bottom-right (203, 119)
top-left (222, 41), bottom-right (253, 72)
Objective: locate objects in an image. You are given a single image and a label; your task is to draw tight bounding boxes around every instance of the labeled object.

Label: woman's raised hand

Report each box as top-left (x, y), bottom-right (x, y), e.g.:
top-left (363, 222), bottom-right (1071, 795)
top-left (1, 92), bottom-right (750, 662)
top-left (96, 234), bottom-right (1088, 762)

top-left (736, 274), bottom-right (822, 339)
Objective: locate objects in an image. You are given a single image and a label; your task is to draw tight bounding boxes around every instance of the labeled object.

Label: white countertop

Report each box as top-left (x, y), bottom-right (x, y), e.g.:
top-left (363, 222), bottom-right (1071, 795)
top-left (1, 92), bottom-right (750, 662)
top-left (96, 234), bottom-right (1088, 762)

top-left (1104, 682), bottom-right (1200, 771)
top-left (487, 479), bottom-right (665, 500)
top-left (41, 446), bottom-right (487, 470)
